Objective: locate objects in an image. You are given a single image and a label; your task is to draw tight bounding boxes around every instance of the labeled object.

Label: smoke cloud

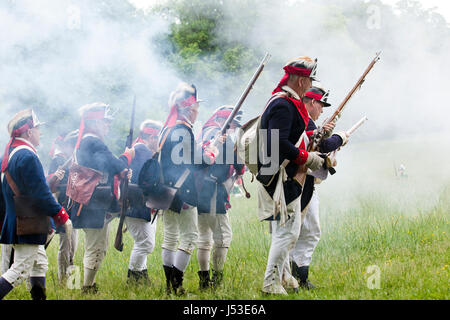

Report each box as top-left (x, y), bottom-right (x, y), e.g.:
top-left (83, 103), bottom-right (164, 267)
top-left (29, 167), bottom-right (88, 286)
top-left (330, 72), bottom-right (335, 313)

top-left (1, 0), bottom-right (448, 213)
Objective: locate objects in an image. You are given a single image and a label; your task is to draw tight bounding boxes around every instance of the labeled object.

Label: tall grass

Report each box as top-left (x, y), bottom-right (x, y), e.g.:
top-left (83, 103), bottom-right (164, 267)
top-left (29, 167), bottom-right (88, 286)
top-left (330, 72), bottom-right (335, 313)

top-left (2, 174), bottom-right (448, 300)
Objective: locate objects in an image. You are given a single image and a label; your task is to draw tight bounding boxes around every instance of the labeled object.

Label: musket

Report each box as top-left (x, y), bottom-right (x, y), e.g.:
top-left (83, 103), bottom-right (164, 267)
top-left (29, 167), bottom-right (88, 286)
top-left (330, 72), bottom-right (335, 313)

top-left (309, 52), bottom-right (381, 153)
top-left (295, 53), bottom-right (380, 187)
top-left (212, 52), bottom-right (271, 147)
top-left (114, 95), bottom-right (136, 252)
top-left (47, 156), bottom-right (74, 192)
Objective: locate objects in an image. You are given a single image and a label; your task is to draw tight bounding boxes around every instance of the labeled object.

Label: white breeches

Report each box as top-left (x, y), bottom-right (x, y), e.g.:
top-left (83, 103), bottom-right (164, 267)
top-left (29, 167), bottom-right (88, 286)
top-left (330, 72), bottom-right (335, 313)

top-left (197, 213), bottom-right (232, 250)
top-left (2, 244), bottom-right (48, 287)
top-left (291, 191), bottom-right (321, 267)
top-left (83, 223), bottom-right (110, 271)
top-left (125, 216), bottom-right (157, 271)
top-left (1, 244), bottom-right (13, 275)
top-left (161, 206), bottom-right (198, 255)
top-left (262, 197), bottom-right (302, 294)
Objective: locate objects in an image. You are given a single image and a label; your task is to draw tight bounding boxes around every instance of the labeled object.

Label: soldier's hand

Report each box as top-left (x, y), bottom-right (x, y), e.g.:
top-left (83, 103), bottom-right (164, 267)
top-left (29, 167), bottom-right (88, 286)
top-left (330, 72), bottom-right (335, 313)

top-left (322, 121), bottom-right (336, 139)
top-left (120, 168), bottom-right (132, 180)
top-left (55, 169), bottom-right (65, 181)
top-left (305, 152), bottom-right (325, 171)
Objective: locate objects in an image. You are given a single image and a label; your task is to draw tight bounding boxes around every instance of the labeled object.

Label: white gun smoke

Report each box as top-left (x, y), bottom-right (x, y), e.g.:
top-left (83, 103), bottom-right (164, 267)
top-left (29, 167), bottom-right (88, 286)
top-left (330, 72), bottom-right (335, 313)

top-left (0, 0), bottom-right (449, 215)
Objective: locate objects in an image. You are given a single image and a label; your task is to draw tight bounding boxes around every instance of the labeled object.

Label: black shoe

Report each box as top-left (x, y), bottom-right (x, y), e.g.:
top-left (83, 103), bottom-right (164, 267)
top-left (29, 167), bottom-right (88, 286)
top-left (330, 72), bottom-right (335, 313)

top-left (163, 265), bottom-right (173, 295)
top-left (291, 263), bottom-right (317, 290)
top-left (139, 269), bottom-right (150, 284)
top-left (127, 269), bottom-right (150, 285)
top-left (299, 280), bottom-right (317, 290)
top-left (127, 269), bottom-right (140, 284)
top-left (171, 267), bottom-right (186, 296)
top-left (82, 283), bottom-right (99, 294)
top-left (198, 270), bottom-right (211, 291)
top-left (30, 285), bottom-right (46, 301)
top-left (211, 270), bottom-right (223, 289)
top-left (291, 260), bottom-right (302, 281)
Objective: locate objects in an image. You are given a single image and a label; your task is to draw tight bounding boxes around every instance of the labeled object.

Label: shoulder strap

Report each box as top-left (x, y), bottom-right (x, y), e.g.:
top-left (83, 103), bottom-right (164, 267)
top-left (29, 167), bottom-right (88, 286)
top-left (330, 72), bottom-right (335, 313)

top-left (4, 171), bottom-right (20, 196)
top-left (264, 93), bottom-right (285, 115)
top-left (2, 145), bottom-right (35, 196)
top-left (157, 126), bottom-right (174, 155)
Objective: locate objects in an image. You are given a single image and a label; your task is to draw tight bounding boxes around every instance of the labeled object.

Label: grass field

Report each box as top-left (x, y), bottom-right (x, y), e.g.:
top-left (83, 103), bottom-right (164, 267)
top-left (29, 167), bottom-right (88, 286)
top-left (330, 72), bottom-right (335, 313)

top-left (2, 136), bottom-right (450, 300)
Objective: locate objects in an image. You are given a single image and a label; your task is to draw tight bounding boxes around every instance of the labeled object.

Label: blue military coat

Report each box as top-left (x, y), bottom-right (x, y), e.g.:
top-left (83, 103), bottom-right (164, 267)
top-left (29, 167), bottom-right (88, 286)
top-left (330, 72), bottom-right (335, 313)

top-left (159, 122), bottom-right (213, 213)
top-left (0, 140), bottom-right (62, 245)
top-left (69, 134), bottom-right (127, 229)
top-left (125, 143), bottom-right (153, 221)
top-left (197, 126), bottom-right (245, 214)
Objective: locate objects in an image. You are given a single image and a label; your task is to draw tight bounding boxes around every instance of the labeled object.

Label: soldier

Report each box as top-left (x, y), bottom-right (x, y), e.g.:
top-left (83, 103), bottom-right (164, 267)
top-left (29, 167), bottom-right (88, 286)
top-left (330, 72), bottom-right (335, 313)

top-left (0, 109), bottom-right (72, 300)
top-left (124, 119), bottom-right (162, 283)
top-left (196, 106), bottom-right (245, 290)
top-left (46, 130), bottom-right (79, 283)
top-left (159, 83), bottom-right (219, 295)
top-left (68, 103), bottom-right (133, 294)
top-left (289, 84), bottom-right (348, 289)
top-left (257, 57), bottom-right (325, 295)
top-left (0, 161), bottom-right (12, 276)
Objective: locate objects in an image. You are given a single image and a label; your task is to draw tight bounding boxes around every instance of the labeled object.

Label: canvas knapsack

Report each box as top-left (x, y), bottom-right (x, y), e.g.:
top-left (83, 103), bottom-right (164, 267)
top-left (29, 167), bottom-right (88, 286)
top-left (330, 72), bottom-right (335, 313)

top-left (235, 94), bottom-right (284, 177)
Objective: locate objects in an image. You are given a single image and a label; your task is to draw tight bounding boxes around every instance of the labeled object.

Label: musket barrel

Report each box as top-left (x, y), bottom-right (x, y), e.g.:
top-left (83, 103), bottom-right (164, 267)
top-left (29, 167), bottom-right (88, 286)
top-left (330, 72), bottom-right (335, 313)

top-left (220, 52), bottom-right (271, 136)
top-left (346, 116), bottom-right (368, 136)
top-left (327, 52), bottom-right (381, 126)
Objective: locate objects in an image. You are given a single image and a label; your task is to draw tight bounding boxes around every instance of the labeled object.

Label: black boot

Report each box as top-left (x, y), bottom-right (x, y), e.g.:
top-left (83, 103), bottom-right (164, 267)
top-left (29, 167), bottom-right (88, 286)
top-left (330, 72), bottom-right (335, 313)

top-left (127, 269), bottom-right (141, 284)
top-left (211, 270), bottom-right (223, 289)
top-left (163, 265), bottom-right (173, 295)
top-left (29, 277), bottom-right (46, 301)
top-left (140, 269), bottom-right (150, 284)
top-left (296, 265), bottom-right (316, 290)
top-left (291, 260), bottom-right (301, 280)
top-left (198, 270), bottom-right (211, 291)
top-left (30, 285), bottom-right (46, 301)
top-left (171, 267), bottom-right (186, 296)
top-left (81, 283), bottom-right (99, 294)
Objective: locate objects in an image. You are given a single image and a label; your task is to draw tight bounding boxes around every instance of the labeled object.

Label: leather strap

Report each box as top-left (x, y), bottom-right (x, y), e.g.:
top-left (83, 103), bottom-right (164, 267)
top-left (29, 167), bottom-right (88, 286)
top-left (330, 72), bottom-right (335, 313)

top-left (4, 171), bottom-right (21, 196)
top-left (2, 145), bottom-right (34, 197)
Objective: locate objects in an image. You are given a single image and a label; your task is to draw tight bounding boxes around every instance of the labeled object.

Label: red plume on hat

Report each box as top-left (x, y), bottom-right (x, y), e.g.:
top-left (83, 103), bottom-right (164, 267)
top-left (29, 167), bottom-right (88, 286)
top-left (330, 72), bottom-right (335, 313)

top-left (163, 82), bottom-right (203, 129)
